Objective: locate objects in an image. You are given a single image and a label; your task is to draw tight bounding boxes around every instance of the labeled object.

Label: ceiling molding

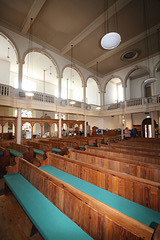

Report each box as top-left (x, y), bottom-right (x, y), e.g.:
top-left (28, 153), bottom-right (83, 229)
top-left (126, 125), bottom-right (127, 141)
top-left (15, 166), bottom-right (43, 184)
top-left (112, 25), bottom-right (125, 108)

top-left (61, 0), bottom-right (132, 55)
top-left (86, 23), bottom-right (160, 69)
top-left (21, 0), bottom-right (46, 34)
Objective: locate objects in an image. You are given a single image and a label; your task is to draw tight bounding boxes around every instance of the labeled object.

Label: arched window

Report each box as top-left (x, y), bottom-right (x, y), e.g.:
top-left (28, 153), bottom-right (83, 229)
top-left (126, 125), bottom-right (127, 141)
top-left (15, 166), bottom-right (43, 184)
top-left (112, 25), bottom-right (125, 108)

top-left (22, 122), bottom-right (32, 139)
top-left (61, 67), bottom-right (83, 101)
top-left (105, 78), bottom-right (123, 105)
top-left (86, 78), bottom-right (100, 105)
top-left (23, 52), bottom-right (58, 96)
top-left (0, 33), bottom-right (18, 88)
top-left (33, 123), bottom-right (41, 138)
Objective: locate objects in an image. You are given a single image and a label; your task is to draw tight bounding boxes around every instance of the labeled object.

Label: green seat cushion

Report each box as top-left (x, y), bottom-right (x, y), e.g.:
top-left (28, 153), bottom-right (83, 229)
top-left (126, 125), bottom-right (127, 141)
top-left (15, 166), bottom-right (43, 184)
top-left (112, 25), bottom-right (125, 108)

top-left (88, 144), bottom-right (94, 147)
top-left (67, 147), bottom-right (74, 149)
top-left (8, 148), bottom-right (23, 157)
top-left (4, 173), bottom-right (92, 240)
top-left (79, 145), bottom-right (85, 148)
top-left (52, 148), bottom-right (61, 153)
top-left (0, 152), bottom-right (4, 157)
top-left (33, 148), bottom-right (44, 156)
top-left (40, 165), bottom-right (160, 229)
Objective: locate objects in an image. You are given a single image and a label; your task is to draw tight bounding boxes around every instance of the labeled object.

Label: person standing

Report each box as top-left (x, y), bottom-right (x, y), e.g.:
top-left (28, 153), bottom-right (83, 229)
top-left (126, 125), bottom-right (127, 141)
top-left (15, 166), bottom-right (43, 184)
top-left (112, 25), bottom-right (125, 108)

top-left (124, 127), bottom-right (131, 140)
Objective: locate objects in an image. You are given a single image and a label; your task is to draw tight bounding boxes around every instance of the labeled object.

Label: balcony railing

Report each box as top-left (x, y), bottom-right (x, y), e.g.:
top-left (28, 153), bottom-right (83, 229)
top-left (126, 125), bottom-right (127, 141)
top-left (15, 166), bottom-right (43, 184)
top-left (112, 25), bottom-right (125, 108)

top-left (0, 84), bottom-right (159, 112)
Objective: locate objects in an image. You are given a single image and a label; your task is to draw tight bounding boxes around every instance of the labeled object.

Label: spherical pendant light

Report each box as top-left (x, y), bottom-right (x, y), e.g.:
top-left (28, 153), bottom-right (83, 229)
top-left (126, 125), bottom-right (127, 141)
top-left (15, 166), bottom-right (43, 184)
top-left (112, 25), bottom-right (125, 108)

top-left (101, 32), bottom-right (121, 50)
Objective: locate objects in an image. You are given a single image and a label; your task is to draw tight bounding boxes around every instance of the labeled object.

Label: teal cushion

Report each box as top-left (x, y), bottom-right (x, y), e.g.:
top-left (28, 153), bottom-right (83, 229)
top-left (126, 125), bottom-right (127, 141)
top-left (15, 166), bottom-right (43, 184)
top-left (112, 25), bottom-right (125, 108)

top-left (33, 148), bottom-right (44, 156)
top-left (0, 152), bottom-right (4, 157)
top-left (40, 165), bottom-right (160, 229)
top-left (88, 144), bottom-right (94, 147)
top-left (67, 147), bottom-right (74, 149)
top-left (8, 148), bottom-right (23, 157)
top-left (79, 145), bottom-right (85, 148)
top-left (4, 173), bottom-right (92, 240)
top-left (52, 148), bottom-right (61, 153)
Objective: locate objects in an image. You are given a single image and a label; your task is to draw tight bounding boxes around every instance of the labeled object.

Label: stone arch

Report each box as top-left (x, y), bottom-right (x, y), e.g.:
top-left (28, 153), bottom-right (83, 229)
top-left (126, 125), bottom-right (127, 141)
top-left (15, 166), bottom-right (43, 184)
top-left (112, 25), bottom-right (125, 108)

top-left (104, 75), bottom-right (123, 90)
top-left (154, 60), bottom-right (160, 75)
top-left (22, 47), bottom-right (60, 78)
top-left (124, 65), bottom-right (150, 87)
top-left (86, 76), bottom-right (102, 93)
top-left (0, 31), bottom-right (20, 64)
top-left (61, 64), bottom-right (85, 87)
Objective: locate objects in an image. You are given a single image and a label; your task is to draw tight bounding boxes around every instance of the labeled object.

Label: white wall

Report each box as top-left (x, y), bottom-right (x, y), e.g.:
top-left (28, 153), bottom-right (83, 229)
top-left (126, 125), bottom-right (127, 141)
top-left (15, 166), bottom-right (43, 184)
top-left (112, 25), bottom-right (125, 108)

top-left (0, 59), bottom-right (10, 85)
top-left (105, 81), bottom-right (117, 104)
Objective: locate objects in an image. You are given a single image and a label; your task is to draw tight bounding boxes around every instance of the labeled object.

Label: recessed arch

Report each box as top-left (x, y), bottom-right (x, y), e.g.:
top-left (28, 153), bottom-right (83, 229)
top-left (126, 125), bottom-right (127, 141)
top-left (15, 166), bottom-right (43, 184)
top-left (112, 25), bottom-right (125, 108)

top-left (104, 76), bottom-right (123, 105)
top-left (86, 76), bottom-right (101, 105)
top-left (22, 49), bottom-right (59, 96)
top-left (124, 65), bottom-right (150, 87)
top-left (22, 48), bottom-right (60, 78)
top-left (61, 64), bottom-right (84, 101)
top-left (61, 64), bottom-right (85, 87)
top-left (0, 31), bottom-right (20, 88)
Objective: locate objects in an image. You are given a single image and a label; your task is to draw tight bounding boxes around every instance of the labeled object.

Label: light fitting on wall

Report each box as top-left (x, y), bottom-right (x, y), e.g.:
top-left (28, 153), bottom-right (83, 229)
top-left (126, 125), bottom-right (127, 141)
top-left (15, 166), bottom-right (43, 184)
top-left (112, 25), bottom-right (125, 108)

top-left (143, 0), bottom-right (157, 85)
top-left (70, 101), bottom-right (76, 105)
top-left (101, 0), bottom-right (121, 50)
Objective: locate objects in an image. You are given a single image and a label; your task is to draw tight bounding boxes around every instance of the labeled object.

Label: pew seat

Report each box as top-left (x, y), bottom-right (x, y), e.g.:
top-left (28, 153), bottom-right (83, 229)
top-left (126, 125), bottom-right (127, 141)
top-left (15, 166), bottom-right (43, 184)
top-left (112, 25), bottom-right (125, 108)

top-left (40, 165), bottom-right (160, 229)
top-left (33, 148), bottom-right (45, 156)
top-left (52, 148), bottom-right (61, 154)
top-left (8, 148), bottom-right (23, 157)
top-left (4, 172), bottom-right (92, 240)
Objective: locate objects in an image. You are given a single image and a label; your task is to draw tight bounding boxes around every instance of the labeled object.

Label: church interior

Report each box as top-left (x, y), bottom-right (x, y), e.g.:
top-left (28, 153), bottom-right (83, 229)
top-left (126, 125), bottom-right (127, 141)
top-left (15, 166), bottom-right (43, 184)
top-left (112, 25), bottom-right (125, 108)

top-left (0, 0), bottom-right (160, 239)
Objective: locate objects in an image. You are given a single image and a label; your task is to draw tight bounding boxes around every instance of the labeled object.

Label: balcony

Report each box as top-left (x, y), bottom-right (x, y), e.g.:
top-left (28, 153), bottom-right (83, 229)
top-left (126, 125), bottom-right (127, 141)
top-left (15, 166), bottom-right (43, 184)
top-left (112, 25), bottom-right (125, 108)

top-left (0, 84), bottom-right (160, 116)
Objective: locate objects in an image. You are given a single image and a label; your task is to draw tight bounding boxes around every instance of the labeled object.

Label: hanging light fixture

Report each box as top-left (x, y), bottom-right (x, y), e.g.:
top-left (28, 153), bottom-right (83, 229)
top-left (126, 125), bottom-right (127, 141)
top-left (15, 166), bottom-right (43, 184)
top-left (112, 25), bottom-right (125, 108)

top-left (101, 0), bottom-right (121, 50)
top-left (143, 0), bottom-right (157, 85)
top-left (25, 18), bottom-right (34, 97)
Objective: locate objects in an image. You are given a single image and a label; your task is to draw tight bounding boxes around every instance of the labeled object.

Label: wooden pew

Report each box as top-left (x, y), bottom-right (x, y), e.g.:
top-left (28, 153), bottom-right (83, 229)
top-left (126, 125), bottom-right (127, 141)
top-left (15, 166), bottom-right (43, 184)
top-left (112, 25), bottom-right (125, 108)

top-left (39, 139), bottom-right (67, 155)
top-left (0, 146), bottom-right (10, 176)
top-left (4, 158), bottom-right (92, 240)
top-left (41, 152), bottom-right (160, 212)
top-left (7, 142), bottom-right (33, 163)
top-left (68, 149), bottom-right (160, 183)
top-left (98, 143), bottom-right (160, 157)
top-left (7, 157), bottom-right (160, 240)
top-left (85, 146), bottom-right (160, 165)
top-left (26, 140), bottom-right (52, 160)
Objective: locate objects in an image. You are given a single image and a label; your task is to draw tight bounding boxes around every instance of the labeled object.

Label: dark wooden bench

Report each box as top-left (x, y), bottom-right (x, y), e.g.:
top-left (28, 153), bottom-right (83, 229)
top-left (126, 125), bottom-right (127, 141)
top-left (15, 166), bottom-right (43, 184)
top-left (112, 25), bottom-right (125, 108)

top-left (7, 157), bottom-right (159, 240)
top-left (26, 140), bottom-right (52, 160)
top-left (0, 146), bottom-right (10, 176)
top-left (39, 139), bottom-right (67, 155)
top-left (7, 142), bottom-right (33, 163)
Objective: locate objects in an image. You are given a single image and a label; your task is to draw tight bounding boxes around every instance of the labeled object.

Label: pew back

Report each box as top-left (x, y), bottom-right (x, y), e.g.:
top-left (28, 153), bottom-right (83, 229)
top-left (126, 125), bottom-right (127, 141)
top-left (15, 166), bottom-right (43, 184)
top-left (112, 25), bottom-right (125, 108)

top-left (7, 157), bottom-right (156, 240)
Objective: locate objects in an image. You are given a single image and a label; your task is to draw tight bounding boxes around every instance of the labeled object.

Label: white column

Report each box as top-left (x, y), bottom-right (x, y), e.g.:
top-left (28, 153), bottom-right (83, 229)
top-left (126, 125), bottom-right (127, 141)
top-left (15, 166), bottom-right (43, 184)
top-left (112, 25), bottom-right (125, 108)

top-left (18, 61), bottom-right (23, 90)
top-left (58, 112), bottom-right (62, 138)
top-left (58, 76), bottom-right (61, 98)
top-left (123, 84), bottom-right (126, 101)
top-left (83, 84), bottom-right (86, 103)
top-left (84, 115), bottom-right (87, 137)
top-left (151, 111), bottom-right (155, 138)
top-left (17, 108), bottom-right (22, 144)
